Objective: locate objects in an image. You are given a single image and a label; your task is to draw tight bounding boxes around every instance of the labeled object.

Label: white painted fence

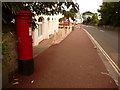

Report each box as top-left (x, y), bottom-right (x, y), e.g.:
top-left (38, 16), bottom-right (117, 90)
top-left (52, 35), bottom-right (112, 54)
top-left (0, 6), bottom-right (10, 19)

top-left (32, 15), bottom-right (59, 46)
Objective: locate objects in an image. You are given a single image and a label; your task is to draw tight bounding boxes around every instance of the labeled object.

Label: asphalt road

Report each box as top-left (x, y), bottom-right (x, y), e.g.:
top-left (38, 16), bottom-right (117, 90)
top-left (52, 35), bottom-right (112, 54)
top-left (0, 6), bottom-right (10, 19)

top-left (82, 25), bottom-right (118, 66)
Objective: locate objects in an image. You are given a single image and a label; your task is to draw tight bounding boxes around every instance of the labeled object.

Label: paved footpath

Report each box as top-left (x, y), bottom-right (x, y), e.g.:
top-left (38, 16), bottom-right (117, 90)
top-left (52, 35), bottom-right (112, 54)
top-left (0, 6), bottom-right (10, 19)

top-left (10, 25), bottom-right (118, 88)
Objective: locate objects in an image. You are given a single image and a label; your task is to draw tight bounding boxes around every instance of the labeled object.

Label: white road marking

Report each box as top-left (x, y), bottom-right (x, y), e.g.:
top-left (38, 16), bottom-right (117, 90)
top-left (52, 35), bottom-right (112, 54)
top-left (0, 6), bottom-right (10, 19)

top-left (83, 28), bottom-right (120, 76)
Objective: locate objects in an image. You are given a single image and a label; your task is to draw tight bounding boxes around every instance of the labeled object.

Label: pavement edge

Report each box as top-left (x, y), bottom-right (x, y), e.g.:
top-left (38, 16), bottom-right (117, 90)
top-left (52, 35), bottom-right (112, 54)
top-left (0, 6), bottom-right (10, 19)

top-left (82, 28), bottom-right (119, 88)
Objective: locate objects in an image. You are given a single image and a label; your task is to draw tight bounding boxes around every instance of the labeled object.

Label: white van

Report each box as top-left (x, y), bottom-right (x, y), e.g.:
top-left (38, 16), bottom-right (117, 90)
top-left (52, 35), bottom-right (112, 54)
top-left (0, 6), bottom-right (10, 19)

top-left (75, 19), bottom-right (82, 24)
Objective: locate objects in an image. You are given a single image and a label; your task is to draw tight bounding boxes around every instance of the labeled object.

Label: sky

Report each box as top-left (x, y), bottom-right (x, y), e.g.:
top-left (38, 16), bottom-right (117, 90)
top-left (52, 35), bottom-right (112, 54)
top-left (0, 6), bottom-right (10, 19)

top-left (76, 0), bottom-right (103, 14)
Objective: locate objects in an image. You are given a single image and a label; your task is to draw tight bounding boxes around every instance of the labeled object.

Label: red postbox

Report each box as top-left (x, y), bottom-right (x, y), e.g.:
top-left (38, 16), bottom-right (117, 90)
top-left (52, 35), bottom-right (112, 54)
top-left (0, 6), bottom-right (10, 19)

top-left (15, 10), bottom-right (34, 76)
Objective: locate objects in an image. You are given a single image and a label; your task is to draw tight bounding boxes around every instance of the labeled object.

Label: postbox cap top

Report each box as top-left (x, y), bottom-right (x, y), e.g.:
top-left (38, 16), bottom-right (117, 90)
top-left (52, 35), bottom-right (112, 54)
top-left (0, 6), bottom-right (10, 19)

top-left (16, 10), bottom-right (34, 16)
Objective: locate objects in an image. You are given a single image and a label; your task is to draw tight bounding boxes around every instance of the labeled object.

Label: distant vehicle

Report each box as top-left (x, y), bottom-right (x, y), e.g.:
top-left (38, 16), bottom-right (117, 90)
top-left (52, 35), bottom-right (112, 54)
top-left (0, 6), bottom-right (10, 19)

top-left (75, 19), bottom-right (82, 24)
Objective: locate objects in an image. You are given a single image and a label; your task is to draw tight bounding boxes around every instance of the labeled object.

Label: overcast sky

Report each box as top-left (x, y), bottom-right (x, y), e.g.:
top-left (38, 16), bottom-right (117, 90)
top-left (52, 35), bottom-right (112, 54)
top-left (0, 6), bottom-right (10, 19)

top-left (76, 0), bottom-right (103, 14)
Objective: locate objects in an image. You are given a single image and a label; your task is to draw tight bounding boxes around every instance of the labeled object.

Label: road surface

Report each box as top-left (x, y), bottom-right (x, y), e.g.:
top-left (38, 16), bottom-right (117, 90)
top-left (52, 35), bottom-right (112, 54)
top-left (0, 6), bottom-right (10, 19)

top-left (82, 25), bottom-right (118, 66)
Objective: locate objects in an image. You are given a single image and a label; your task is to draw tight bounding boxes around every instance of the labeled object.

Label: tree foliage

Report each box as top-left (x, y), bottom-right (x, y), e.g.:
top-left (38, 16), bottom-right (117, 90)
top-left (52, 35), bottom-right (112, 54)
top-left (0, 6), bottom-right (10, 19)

top-left (98, 2), bottom-right (120, 26)
top-left (2, 2), bottom-right (25, 24)
top-left (90, 13), bottom-right (99, 24)
top-left (2, 2), bottom-right (79, 25)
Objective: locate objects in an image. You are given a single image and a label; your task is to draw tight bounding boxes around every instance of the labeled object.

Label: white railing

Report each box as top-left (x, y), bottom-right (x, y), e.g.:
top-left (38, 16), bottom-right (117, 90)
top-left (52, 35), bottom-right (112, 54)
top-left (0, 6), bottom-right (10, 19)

top-left (32, 15), bottom-right (59, 46)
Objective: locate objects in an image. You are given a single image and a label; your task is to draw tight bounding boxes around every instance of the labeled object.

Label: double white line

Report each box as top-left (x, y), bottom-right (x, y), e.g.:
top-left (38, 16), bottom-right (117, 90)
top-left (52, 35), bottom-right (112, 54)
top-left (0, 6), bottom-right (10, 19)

top-left (83, 28), bottom-right (120, 76)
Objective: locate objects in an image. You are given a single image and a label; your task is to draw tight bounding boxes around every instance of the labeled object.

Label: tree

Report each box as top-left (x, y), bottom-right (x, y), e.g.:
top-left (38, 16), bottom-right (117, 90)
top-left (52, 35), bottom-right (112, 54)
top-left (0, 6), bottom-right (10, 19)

top-left (62, 9), bottom-right (77, 23)
top-left (82, 11), bottom-right (99, 25)
top-left (2, 2), bottom-right (25, 25)
top-left (91, 13), bottom-right (99, 24)
top-left (98, 2), bottom-right (120, 26)
top-left (2, 2), bottom-right (79, 25)
top-left (61, 3), bottom-right (79, 23)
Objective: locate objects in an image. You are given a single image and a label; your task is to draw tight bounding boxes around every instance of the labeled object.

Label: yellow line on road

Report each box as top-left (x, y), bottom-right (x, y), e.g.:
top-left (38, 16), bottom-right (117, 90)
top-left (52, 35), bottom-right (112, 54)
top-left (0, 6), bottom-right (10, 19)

top-left (83, 28), bottom-right (120, 76)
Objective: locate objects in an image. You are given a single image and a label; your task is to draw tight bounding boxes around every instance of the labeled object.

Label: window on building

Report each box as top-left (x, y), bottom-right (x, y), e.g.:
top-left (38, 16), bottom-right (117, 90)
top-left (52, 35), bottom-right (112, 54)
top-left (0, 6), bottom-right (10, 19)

top-left (38, 17), bottom-right (44, 22)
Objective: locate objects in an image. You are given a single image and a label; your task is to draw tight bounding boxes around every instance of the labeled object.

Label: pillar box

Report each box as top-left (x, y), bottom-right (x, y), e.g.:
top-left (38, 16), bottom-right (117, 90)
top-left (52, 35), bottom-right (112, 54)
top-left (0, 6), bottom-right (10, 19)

top-left (15, 10), bottom-right (34, 76)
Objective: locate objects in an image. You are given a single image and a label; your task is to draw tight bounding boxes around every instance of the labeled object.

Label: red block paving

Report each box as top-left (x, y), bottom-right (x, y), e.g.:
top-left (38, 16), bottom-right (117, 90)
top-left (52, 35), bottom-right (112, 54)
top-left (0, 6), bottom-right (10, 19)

top-left (10, 26), bottom-right (118, 88)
